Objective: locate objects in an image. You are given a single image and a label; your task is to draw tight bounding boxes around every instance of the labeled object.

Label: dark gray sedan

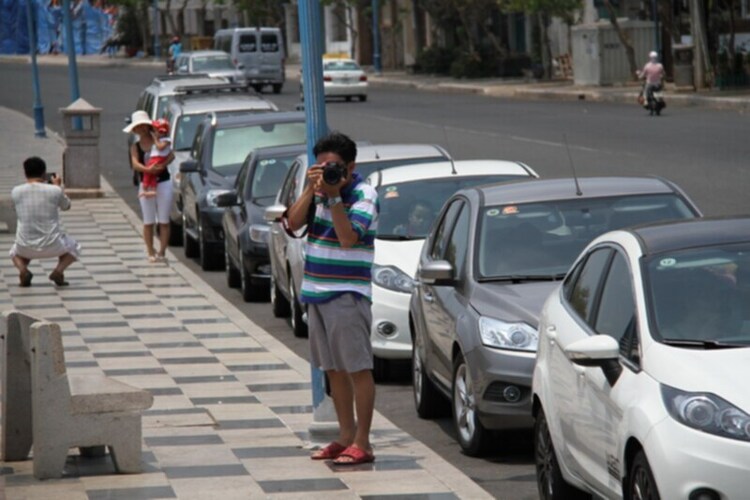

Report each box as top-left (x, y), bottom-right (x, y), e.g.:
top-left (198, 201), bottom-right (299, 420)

top-left (410, 177), bottom-right (702, 456)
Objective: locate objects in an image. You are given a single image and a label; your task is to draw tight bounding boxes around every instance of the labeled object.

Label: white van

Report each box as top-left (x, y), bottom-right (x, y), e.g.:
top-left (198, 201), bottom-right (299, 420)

top-left (214, 27), bottom-right (285, 94)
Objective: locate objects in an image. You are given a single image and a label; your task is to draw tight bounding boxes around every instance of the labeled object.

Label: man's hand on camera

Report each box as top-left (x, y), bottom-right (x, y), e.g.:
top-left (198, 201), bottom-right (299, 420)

top-left (309, 163), bottom-right (346, 198)
top-left (51, 173), bottom-right (62, 187)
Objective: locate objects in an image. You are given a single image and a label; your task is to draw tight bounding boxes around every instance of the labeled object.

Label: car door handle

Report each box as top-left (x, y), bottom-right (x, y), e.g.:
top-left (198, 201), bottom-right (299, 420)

top-left (423, 291), bottom-right (434, 303)
top-left (573, 365), bottom-right (586, 376)
top-left (546, 325), bottom-right (557, 344)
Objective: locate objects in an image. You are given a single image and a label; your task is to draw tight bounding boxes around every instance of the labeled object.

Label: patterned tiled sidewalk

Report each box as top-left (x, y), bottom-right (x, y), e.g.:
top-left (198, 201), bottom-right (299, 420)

top-left (0, 107), bottom-right (491, 499)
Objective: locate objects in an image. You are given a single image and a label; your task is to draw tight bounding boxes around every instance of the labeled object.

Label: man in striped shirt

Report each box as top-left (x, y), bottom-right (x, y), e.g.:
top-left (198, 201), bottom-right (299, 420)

top-left (286, 132), bottom-right (379, 466)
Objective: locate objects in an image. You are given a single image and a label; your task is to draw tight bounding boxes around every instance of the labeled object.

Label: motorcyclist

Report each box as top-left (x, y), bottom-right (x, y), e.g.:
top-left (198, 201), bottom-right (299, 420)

top-left (637, 51), bottom-right (666, 115)
top-left (167, 36), bottom-right (182, 74)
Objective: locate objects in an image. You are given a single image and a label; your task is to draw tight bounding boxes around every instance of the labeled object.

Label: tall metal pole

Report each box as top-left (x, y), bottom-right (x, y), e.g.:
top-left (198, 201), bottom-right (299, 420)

top-left (298, 0), bottom-right (337, 440)
top-left (62, 0), bottom-right (81, 129)
top-left (26, 0), bottom-right (46, 138)
top-left (651, 0), bottom-right (660, 56)
top-left (372, 0), bottom-right (381, 74)
top-left (153, 0), bottom-right (161, 58)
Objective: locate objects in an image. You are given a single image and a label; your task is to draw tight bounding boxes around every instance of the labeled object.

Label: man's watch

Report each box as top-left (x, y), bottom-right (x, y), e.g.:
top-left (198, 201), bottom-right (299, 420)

top-left (327, 196), bottom-right (343, 208)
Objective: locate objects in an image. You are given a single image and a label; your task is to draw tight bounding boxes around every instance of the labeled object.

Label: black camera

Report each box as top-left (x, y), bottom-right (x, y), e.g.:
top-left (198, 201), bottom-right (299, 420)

top-left (322, 161), bottom-right (346, 186)
top-left (44, 172), bottom-right (56, 184)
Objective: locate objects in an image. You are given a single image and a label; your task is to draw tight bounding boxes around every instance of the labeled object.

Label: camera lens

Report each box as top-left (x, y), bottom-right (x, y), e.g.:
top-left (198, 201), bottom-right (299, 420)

top-left (323, 162), bottom-right (343, 185)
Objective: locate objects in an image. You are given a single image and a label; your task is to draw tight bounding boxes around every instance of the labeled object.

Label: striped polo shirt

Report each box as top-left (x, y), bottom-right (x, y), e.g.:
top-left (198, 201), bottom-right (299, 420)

top-left (300, 172), bottom-right (378, 304)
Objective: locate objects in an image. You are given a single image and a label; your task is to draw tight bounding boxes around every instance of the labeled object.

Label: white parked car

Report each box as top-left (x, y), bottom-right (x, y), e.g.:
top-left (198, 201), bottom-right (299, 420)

top-left (532, 217), bottom-right (750, 500)
top-left (300, 58), bottom-right (368, 102)
top-left (368, 160), bottom-right (538, 380)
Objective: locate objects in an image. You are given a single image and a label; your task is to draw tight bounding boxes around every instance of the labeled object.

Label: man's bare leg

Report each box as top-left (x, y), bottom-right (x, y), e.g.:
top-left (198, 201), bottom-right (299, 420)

top-left (12, 255), bottom-right (32, 286)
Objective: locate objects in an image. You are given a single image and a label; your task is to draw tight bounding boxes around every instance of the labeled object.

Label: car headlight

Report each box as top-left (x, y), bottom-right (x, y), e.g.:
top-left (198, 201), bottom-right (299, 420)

top-left (249, 224), bottom-right (270, 244)
top-left (662, 385), bottom-right (750, 442)
top-left (478, 317), bottom-right (538, 351)
top-left (206, 189), bottom-right (232, 207)
top-left (372, 264), bottom-right (414, 293)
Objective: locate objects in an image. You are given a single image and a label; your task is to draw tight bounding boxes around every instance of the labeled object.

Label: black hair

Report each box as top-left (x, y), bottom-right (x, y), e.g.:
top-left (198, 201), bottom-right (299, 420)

top-left (313, 131), bottom-right (357, 165)
top-left (23, 156), bottom-right (46, 179)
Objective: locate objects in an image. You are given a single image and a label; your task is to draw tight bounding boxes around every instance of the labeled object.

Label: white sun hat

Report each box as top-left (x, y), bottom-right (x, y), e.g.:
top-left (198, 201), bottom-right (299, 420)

top-left (123, 110), bottom-right (153, 134)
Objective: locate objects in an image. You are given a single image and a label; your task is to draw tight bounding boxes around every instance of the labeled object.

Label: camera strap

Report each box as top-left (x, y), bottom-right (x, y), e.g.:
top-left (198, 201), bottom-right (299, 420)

top-left (281, 202), bottom-right (316, 239)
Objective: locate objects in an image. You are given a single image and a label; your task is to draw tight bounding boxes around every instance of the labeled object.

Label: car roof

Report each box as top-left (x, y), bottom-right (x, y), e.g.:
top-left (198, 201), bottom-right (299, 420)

top-left (211, 110), bottom-right (305, 129)
top-left (148, 75), bottom-right (227, 94)
top-left (630, 217), bottom-right (750, 256)
top-left (294, 143), bottom-right (448, 169)
top-left (371, 160), bottom-right (533, 185)
top-left (172, 93), bottom-right (276, 113)
top-left (249, 144), bottom-right (307, 161)
top-left (474, 177), bottom-right (678, 206)
top-left (183, 50), bottom-right (229, 58)
top-left (215, 27), bottom-right (280, 34)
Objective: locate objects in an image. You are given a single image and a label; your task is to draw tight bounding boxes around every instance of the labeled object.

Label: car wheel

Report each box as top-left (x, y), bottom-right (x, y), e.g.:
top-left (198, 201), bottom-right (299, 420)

top-left (225, 241), bottom-right (240, 288)
top-left (413, 332), bottom-right (446, 419)
top-left (183, 212), bottom-right (199, 258)
top-left (169, 219), bottom-right (182, 246)
top-left (272, 83), bottom-right (282, 94)
top-left (345, 96), bottom-right (352, 102)
top-left (535, 409), bottom-right (590, 500)
top-left (239, 252), bottom-right (263, 302)
top-left (289, 275), bottom-right (307, 338)
top-left (270, 272), bottom-right (290, 318)
top-left (627, 451), bottom-right (660, 500)
top-left (359, 95), bottom-right (367, 102)
top-left (198, 220), bottom-right (217, 271)
top-left (452, 352), bottom-right (488, 456)
top-left (252, 84), bottom-right (263, 93)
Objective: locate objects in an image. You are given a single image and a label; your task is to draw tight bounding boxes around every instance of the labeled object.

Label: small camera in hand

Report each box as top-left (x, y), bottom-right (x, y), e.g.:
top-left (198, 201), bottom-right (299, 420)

top-left (44, 172), bottom-right (56, 184)
top-left (322, 161), bottom-right (346, 186)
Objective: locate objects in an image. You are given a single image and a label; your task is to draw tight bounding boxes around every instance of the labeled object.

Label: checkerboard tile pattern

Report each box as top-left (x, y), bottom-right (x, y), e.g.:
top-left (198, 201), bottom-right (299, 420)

top-left (0, 197), bottom-right (489, 499)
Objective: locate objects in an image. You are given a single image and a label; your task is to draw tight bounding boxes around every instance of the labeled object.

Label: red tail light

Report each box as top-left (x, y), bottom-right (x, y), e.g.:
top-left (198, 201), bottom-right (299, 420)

top-left (233, 58), bottom-right (238, 66)
top-left (359, 75), bottom-right (367, 82)
top-left (324, 75), bottom-right (332, 82)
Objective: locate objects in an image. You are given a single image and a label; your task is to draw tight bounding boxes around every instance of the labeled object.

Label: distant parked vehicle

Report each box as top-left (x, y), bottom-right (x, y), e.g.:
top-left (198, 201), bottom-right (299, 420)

top-left (179, 112), bottom-right (306, 271)
top-left (300, 58), bottom-right (368, 102)
top-left (217, 144), bottom-right (306, 302)
top-left (265, 144), bottom-right (451, 338)
top-left (411, 177), bottom-right (701, 456)
top-left (175, 51), bottom-right (248, 86)
top-left (533, 217), bottom-right (750, 500)
top-left (214, 27), bottom-right (285, 94)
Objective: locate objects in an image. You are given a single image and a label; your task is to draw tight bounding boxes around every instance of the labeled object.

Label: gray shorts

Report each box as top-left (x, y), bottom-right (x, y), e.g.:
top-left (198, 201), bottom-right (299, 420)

top-left (308, 293), bottom-right (373, 373)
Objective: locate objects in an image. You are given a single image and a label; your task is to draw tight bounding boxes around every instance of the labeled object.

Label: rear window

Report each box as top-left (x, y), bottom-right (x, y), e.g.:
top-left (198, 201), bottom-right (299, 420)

top-left (261, 34), bottom-right (279, 52)
top-left (239, 34), bottom-right (257, 52)
top-left (211, 123), bottom-right (306, 175)
top-left (215, 35), bottom-right (231, 53)
top-left (324, 60), bottom-right (361, 71)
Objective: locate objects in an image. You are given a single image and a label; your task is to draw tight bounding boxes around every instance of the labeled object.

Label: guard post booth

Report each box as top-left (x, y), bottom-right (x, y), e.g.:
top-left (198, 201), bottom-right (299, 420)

top-left (60, 98), bottom-right (103, 198)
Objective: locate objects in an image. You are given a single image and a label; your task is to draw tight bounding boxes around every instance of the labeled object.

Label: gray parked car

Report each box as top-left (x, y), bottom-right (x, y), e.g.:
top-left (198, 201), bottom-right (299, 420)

top-left (163, 86), bottom-right (278, 245)
top-left (410, 177), bottom-right (702, 456)
top-left (265, 144), bottom-right (451, 338)
top-left (175, 51), bottom-right (247, 86)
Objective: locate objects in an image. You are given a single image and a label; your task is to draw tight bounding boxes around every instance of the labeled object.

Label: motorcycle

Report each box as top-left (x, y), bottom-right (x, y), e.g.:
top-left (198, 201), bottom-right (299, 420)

top-left (639, 83), bottom-right (666, 116)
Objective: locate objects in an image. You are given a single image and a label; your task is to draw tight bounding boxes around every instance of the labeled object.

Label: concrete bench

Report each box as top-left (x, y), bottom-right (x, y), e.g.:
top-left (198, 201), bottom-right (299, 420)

top-left (1, 310), bottom-right (154, 479)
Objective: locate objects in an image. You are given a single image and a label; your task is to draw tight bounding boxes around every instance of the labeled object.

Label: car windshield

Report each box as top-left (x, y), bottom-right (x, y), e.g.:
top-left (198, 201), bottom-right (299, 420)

top-left (377, 175), bottom-right (524, 240)
top-left (478, 194), bottom-right (696, 279)
top-left (156, 96), bottom-right (171, 119)
top-left (248, 154), bottom-right (298, 206)
top-left (645, 243), bottom-right (750, 346)
top-left (324, 60), bottom-right (361, 71)
top-left (174, 114), bottom-right (205, 151)
top-left (193, 55), bottom-right (234, 71)
top-left (211, 123), bottom-right (306, 175)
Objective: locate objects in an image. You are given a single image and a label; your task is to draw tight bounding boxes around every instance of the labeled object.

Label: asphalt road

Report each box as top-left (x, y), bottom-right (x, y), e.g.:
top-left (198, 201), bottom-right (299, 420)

top-left (1, 61), bottom-right (748, 499)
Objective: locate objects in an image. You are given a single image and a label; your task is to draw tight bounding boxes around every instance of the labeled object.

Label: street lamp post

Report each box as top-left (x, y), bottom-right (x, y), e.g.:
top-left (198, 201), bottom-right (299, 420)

top-left (26, 0), bottom-right (46, 138)
top-left (62, 0), bottom-right (81, 129)
top-left (372, 0), bottom-right (381, 74)
top-left (153, 0), bottom-right (161, 58)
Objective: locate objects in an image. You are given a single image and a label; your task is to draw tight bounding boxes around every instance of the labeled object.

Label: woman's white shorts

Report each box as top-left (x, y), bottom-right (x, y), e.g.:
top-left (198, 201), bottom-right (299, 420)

top-left (139, 180), bottom-right (174, 225)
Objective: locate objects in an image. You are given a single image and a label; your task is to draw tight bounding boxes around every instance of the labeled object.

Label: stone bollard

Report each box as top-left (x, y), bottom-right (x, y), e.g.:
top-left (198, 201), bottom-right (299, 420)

top-left (59, 98), bottom-right (104, 198)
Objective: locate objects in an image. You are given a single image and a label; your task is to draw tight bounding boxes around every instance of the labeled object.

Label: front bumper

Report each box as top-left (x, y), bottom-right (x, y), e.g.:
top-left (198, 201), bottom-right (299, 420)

top-left (200, 207), bottom-right (225, 245)
top-left (643, 417), bottom-right (750, 500)
top-left (324, 82), bottom-right (368, 97)
top-left (464, 345), bottom-right (535, 430)
top-left (370, 285), bottom-right (412, 360)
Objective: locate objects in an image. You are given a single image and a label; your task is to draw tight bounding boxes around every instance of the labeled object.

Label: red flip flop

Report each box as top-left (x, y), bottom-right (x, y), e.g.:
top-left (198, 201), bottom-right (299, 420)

top-left (332, 445), bottom-right (375, 465)
top-left (311, 441), bottom-right (347, 460)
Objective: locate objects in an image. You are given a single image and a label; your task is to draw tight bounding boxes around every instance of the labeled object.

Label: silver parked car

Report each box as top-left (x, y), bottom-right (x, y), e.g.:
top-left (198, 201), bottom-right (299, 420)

top-left (410, 177), bottom-right (701, 456)
top-left (175, 51), bottom-right (248, 86)
top-left (265, 144), bottom-right (451, 338)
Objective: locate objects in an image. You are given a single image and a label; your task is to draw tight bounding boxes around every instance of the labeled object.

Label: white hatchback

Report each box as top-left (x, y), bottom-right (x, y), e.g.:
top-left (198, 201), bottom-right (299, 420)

top-left (532, 217), bottom-right (750, 500)
top-left (368, 160), bottom-right (538, 380)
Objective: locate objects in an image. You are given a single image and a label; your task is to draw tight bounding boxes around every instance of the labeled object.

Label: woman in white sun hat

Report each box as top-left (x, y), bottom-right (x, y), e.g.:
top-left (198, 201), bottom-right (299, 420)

top-left (123, 110), bottom-right (175, 262)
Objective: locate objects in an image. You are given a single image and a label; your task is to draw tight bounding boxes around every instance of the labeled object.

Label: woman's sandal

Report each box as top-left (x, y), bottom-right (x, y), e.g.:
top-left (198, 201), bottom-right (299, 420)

top-left (332, 445), bottom-right (375, 465)
top-left (311, 441), bottom-right (347, 460)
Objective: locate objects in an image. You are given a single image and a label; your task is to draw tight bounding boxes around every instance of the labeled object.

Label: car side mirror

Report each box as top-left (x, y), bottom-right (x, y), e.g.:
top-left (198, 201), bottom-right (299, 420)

top-left (565, 335), bottom-right (623, 385)
top-left (215, 190), bottom-right (239, 208)
top-left (264, 204), bottom-right (287, 223)
top-left (179, 159), bottom-right (199, 173)
top-left (418, 260), bottom-right (454, 286)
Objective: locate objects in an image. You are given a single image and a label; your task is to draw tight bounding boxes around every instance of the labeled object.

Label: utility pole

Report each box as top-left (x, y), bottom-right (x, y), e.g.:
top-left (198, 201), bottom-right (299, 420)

top-left (62, 0), bottom-right (81, 129)
top-left (26, 0), bottom-right (46, 138)
top-left (153, 0), bottom-right (161, 58)
top-left (298, 0), bottom-right (337, 441)
top-left (690, 0), bottom-right (707, 89)
top-left (372, 0), bottom-right (381, 74)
